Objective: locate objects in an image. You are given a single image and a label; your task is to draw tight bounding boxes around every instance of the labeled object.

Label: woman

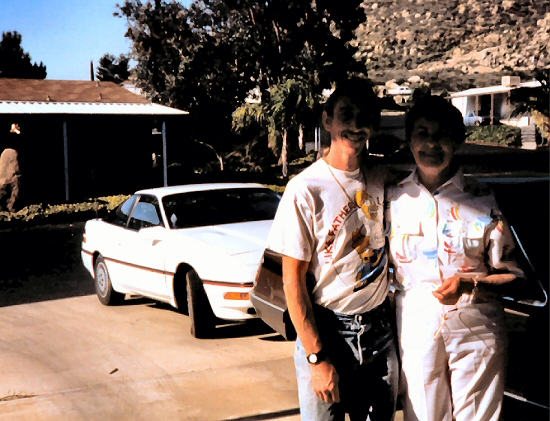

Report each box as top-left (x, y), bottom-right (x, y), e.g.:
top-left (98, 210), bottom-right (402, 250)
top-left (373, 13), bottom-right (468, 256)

top-left (386, 96), bottom-right (523, 421)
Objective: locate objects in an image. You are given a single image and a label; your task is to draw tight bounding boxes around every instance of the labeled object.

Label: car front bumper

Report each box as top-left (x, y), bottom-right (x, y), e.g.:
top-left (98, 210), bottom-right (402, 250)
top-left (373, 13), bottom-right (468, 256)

top-left (203, 282), bottom-right (258, 321)
top-left (81, 249), bottom-right (94, 278)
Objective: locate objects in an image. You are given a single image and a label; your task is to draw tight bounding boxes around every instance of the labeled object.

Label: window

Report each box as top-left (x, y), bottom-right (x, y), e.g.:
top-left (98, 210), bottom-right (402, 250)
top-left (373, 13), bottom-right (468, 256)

top-left (163, 188), bottom-right (281, 229)
top-left (109, 195), bottom-right (138, 227)
top-left (128, 195), bottom-right (163, 230)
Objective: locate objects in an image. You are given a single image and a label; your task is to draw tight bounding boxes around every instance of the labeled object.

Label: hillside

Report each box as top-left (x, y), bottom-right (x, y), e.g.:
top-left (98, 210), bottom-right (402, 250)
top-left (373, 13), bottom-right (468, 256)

top-left (354, 0), bottom-right (549, 91)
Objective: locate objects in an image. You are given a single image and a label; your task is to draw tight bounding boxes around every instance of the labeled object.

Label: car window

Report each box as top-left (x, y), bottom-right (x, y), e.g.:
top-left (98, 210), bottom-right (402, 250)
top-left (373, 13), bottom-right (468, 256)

top-left (162, 187), bottom-right (281, 229)
top-left (108, 195), bottom-right (138, 227)
top-left (128, 195), bottom-right (164, 230)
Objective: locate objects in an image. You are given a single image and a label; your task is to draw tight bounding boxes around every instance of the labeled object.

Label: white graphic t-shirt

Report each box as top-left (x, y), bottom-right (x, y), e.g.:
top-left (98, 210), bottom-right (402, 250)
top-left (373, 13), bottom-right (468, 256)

top-left (268, 159), bottom-right (389, 315)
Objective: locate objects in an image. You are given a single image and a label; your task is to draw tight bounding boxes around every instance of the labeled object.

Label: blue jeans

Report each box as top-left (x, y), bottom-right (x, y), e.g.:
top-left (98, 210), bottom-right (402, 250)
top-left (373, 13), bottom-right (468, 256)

top-left (294, 301), bottom-right (399, 421)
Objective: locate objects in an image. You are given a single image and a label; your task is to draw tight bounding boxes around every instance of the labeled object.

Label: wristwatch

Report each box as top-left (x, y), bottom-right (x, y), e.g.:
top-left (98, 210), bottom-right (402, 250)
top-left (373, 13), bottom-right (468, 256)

top-left (306, 349), bottom-right (326, 365)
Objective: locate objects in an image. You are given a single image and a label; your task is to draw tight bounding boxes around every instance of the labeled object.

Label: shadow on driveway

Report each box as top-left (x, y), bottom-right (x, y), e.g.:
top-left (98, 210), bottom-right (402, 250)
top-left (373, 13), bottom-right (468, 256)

top-left (0, 221), bottom-right (94, 307)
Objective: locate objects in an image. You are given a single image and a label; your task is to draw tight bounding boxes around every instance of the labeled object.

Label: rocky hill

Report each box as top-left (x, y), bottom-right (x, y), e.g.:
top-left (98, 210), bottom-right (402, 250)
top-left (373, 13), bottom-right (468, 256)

top-left (354, 0), bottom-right (549, 91)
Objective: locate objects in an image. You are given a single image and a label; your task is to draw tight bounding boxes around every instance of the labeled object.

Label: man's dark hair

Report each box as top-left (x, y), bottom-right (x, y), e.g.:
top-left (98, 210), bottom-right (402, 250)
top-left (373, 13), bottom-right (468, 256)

top-left (405, 95), bottom-right (466, 144)
top-left (324, 77), bottom-right (382, 129)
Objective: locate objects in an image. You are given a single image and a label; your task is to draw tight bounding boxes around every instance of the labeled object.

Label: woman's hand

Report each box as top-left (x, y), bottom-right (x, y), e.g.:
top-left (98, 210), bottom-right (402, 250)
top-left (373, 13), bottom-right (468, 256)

top-left (312, 361), bottom-right (340, 404)
top-left (433, 275), bottom-right (462, 305)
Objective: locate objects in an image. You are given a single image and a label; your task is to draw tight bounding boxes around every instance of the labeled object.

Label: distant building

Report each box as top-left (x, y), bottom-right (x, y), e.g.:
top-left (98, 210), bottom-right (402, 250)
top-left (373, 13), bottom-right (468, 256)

top-left (450, 77), bottom-right (542, 149)
top-left (450, 76), bottom-right (541, 127)
top-left (0, 79), bottom-right (188, 204)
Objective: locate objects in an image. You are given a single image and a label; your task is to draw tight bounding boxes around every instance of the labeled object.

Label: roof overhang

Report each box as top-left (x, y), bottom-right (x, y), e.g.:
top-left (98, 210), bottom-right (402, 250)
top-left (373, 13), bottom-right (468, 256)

top-left (450, 80), bottom-right (542, 99)
top-left (0, 101), bottom-right (188, 115)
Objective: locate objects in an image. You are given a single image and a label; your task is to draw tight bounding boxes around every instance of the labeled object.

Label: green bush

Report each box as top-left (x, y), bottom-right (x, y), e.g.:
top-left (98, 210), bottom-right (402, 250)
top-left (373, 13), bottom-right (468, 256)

top-left (465, 125), bottom-right (522, 146)
top-left (0, 195), bottom-right (130, 227)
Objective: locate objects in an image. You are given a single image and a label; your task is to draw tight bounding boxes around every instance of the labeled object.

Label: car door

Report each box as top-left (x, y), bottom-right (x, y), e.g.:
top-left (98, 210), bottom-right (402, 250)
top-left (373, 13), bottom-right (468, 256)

top-left (118, 194), bottom-right (170, 300)
top-left (99, 194), bottom-right (138, 288)
top-left (485, 177), bottom-right (549, 417)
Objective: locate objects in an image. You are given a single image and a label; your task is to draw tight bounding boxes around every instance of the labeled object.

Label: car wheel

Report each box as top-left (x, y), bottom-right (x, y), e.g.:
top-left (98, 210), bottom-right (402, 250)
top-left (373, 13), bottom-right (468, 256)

top-left (185, 270), bottom-right (216, 339)
top-left (94, 255), bottom-right (124, 306)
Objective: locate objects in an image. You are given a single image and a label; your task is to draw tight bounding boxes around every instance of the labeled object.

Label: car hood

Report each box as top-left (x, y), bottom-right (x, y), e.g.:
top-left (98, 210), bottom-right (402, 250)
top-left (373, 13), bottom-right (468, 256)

top-left (176, 220), bottom-right (273, 256)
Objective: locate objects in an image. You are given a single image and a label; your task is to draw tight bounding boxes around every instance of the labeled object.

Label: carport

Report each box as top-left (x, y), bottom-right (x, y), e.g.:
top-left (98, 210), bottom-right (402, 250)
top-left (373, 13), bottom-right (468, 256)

top-left (0, 79), bottom-right (188, 203)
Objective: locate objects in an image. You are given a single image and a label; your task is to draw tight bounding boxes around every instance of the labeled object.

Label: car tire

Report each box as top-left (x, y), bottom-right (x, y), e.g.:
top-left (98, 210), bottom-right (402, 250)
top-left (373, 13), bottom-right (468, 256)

top-left (186, 270), bottom-right (216, 339)
top-left (94, 255), bottom-right (124, 306)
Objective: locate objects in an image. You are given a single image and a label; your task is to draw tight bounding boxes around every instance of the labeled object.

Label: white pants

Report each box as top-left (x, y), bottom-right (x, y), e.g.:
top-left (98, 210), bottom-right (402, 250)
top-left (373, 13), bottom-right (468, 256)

top-left (396, 287), bottom-right (507, 421)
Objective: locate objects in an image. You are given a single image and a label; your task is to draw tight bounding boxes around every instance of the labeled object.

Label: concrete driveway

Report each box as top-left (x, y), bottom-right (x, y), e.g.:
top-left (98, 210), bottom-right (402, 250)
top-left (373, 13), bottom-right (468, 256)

top-left (0, 294), bottom-right (300, 421)
top-left (0, 223), bottom-right (299, 420)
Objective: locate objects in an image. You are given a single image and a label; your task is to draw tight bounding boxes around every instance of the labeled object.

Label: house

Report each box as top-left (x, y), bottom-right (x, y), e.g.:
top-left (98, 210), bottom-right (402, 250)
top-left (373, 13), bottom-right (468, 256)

top-left (0, 79), bottom-right (188, 205)
top-left (450, 76), bottom-right (542, 149)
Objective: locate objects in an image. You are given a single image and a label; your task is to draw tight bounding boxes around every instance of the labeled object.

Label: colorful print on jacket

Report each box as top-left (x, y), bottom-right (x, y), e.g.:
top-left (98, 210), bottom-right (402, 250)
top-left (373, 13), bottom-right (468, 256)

top-left (386, 169), bottom-right (523, 291)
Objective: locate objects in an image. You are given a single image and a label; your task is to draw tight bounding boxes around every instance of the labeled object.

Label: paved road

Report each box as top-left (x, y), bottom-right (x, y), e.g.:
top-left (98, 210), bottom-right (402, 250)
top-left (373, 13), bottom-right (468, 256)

top-left (0, 293), bottom-right (303, 421)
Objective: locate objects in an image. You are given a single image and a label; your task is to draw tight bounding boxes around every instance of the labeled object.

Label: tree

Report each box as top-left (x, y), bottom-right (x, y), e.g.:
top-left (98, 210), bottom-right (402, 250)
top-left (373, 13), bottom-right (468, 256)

top-left (96, 53), bottom-right (130, 84)
top-left (224, 0), bottom-right (368, 174)
top-left (0, 31), bottom-right (46, 79)
top-left (233, 77), bottom-right (319, 176)
top-left (115, 0), bottom-right (367, 170)
top-left (117, 0), bottom-right (365, 108)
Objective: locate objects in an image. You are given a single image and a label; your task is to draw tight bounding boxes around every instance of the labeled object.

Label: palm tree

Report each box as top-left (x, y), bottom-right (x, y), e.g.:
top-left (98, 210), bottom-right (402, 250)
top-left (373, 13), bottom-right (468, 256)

top-left (233, 77), bottom-right (319, 176)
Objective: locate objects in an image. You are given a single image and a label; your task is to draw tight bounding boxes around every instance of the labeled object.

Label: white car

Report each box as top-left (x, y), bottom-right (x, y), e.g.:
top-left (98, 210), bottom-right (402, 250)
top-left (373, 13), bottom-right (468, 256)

top-left (387, 85), bottom-right (412, 96)
top-left (81, 183), bottom-right (281, 338)
top-left (464, 110), bottom-right (483, 126)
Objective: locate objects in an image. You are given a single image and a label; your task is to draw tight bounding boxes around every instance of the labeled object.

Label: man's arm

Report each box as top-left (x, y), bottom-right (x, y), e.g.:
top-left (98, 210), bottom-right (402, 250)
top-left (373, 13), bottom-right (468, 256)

top-left (282, 255), bottom-right (340, 404)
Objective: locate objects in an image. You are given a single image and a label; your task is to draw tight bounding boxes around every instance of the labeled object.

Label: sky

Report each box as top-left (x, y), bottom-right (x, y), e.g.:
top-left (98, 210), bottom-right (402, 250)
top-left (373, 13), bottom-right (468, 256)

top-left (0, 0), bottom-right (191, 81)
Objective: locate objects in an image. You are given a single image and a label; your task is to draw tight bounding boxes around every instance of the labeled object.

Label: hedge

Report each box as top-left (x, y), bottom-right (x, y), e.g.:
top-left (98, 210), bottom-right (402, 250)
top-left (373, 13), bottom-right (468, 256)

top-left (0, 195), bottom-right (130, 229)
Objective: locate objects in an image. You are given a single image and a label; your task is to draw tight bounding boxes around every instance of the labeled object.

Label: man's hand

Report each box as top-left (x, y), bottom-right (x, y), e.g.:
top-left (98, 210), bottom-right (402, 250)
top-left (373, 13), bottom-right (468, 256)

top-left (311, 361), bottom-right (340, 404)
top-left (433, 275), bottom-right (461, 305)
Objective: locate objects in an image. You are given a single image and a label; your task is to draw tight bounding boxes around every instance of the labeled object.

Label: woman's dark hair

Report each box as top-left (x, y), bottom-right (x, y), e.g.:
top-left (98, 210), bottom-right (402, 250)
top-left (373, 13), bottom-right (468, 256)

top-left (323, 77), bottom-right (382, 129)
top-left (405, 95), bottom-right (466, 144)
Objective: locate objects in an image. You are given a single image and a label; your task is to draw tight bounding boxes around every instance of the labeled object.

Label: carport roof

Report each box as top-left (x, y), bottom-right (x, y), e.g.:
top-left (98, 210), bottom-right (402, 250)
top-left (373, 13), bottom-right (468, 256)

top-left (0, 78), bottom-right (188, 115)
top-left (450, 80), bottom-right (542, 98)
top-left (0, 101), bottom-right (188, 115)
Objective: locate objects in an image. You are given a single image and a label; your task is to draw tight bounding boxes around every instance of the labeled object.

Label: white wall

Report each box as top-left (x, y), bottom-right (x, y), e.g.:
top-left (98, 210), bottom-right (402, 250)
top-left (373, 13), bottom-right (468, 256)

top-left (451, 97), bottom-right (468, 116)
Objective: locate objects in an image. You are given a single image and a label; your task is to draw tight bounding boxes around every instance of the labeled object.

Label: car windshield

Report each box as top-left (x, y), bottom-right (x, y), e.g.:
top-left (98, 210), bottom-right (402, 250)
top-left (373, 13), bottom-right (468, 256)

top-left (162, 187), bottom-right (281, 229)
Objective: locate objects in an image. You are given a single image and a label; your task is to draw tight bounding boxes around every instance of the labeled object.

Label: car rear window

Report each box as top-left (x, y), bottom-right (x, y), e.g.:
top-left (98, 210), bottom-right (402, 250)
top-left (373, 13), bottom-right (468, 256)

top-left (162, 187), bottom-right (281, 229)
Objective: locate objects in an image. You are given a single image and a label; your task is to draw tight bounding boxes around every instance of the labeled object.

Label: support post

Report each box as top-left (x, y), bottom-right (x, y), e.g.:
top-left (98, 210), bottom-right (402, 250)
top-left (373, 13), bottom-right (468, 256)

top-left (491, 94), bottom-right (495, 126)
top-left (316, 127), bottom-right (321, 152)
top-left (63, 122), bottom-right (70, 202)
top-left (162, 121), bottom-right (168, 187)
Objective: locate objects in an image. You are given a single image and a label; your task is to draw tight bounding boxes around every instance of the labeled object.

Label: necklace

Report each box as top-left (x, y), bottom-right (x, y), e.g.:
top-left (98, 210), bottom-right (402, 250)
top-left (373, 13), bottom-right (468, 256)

top-left (323, 159), bottom-right (365, 206)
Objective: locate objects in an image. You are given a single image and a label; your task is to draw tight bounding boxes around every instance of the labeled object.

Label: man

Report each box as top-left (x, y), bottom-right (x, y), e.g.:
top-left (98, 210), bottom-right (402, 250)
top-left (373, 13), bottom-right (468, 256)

top-left (268, 78), bottom-right (399, 421)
